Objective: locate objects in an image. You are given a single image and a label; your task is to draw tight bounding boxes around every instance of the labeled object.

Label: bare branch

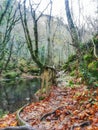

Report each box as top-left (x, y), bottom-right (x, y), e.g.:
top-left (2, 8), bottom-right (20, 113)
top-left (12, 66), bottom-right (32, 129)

top-left (37, 2), bottom-right (50, 21)
top-left (0, 0), bottom-right (11, 24)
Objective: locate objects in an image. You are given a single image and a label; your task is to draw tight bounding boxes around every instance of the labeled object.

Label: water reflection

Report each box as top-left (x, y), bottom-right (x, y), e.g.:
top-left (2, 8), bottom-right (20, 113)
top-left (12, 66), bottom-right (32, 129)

top-left (0, 78), bottom-right (41, 113)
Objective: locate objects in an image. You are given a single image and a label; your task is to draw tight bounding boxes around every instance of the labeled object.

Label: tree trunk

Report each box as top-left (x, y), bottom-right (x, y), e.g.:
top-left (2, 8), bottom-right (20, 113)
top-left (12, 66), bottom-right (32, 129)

top-left (18, 1), bottom-right (43, 69)
top-left (65, 0), bottom-right (80, 51)
top-left (34, 20), bottom-right (39, 58)
top-left (40, 66), bottom-right (56, 96)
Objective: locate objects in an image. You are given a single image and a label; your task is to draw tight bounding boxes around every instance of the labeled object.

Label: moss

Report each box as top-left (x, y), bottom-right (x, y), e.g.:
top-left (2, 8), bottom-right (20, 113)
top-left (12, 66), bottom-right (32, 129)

top-left (28, 66), bottom-right (40, 73)
top-left (18, 58), bottom-right (40, 74)
top-left (67, 54), bottom-right (77, 62)
top-left (0, 62), bottom-right (3, 68)
top-left (62, 63), bottom-right (70, 71)
top-left (88, 61), bottom-right (98, 70)
top-left (93, 34), bottom-right (98, 45)
top-left (70, 60), bottom-right (78, 70)
top-left (41, 88), bottom-right (46, 93)
top-left (7, 63), bottom-right (15, 70)
top-left (83, 54), bottom-right (93, 63)
top-left (62, 55), bottom-right (77, 72)
top-left (68, 80), bottom-right (74, 87)
top-left (18, 59), bottom-right (27, 66)
top-left (88, 61), bottom-right (98, 77)
top-left (39, 96), bottom-right (45, 100)
top-left (3, 71), bottom-right (20, 79)
top-left (70, 70), bottom-right (76, 76)
top-left (0, 109), bottom-right (8, 118)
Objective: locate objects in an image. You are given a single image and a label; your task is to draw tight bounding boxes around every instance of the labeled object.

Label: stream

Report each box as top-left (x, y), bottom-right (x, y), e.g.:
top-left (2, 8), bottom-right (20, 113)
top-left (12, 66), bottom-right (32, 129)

top-left (0, 77), bottom-right (41, 113)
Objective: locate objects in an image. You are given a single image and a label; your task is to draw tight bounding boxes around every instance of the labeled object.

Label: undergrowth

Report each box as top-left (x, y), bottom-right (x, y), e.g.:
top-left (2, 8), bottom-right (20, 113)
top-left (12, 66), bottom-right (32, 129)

top-left (62, 39), bottom-right (98, 88)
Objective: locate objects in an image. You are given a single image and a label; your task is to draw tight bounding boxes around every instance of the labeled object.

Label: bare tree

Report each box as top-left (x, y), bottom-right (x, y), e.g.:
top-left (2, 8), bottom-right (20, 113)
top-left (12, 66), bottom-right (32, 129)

top-left (18, 0), bottom-right (51, 69)
top-left (65, 0), bottom-right (80, 52)
top-left (46, 0), bottom-right (53, 65)
top-left (0, 0), bottom-right (20, 72)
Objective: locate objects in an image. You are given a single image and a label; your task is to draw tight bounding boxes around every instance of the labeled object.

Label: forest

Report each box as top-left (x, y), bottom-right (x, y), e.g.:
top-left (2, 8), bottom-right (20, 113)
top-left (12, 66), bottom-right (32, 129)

top-left (0, 0), bottom-right (98, 129)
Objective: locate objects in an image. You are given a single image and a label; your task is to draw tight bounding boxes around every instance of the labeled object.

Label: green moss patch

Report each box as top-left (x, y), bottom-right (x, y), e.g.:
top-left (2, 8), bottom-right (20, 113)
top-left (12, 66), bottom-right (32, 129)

top-left (3, 71), bottom-right (20, 79)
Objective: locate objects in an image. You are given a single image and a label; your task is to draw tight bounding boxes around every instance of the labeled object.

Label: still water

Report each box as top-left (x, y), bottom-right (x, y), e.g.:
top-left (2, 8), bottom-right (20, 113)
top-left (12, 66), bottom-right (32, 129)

top-left (0, 78), bottom-right (41, 113)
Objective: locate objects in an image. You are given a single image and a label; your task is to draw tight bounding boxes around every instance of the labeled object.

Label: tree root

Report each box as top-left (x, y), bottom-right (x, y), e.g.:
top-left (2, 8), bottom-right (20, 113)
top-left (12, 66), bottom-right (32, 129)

top-left (1, 126), bottom-right (34, 130)
top-left (1, 104), bottom-right (36, 130)
top-left (40, 105), bottom-right (71, 121)
top-left (16, 103), bottom-right (30, 126)
top-left (70, 121), bottom-right (91, 130)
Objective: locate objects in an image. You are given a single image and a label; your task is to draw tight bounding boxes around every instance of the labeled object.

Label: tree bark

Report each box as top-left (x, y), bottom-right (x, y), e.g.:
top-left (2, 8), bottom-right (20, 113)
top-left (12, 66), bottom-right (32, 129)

top-left (65, 0), bottom-right (80, 51)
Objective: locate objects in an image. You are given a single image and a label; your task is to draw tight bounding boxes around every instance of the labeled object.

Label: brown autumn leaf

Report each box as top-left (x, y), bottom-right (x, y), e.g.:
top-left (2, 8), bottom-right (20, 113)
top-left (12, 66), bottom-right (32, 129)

top-left (0, 85), bottom-right (98, 129)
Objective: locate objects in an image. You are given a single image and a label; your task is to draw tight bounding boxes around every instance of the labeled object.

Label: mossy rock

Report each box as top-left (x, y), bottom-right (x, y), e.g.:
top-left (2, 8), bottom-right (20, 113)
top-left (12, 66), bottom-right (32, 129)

top-left (18, 59), bottom-right (27, 67)
top-left (19, 66), bottom-right (28, 73)
top-left (18, 59), bottom-right (28, 72)
top-left (18, 59), bottom-right (40, 74)
top-left (28, 65), bottom-right (40, 73)
top-left (7, 63), bottom-right (15, 69)
top-left (3, 71), bottom-right (20, 79)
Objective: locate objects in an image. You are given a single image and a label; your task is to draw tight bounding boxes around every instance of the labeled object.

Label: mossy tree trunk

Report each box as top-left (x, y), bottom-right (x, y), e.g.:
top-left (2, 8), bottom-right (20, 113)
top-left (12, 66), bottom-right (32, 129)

top-left (92, 34), bottom-right (98, 58)
top-left (18, 0), bottom-right (56, 96)
top-left (40, 66), bottom-right (56, 95)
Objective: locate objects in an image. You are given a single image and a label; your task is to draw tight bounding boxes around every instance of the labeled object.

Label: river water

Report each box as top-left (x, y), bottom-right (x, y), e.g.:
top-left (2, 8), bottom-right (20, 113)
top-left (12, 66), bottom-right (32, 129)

top-left (0, 78), bottom-right (41, 113)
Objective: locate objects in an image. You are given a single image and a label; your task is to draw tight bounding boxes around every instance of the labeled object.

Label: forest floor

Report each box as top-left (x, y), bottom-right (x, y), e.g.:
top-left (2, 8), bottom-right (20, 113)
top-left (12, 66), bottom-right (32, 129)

top-left (0, 72), bottom-right (98, 130)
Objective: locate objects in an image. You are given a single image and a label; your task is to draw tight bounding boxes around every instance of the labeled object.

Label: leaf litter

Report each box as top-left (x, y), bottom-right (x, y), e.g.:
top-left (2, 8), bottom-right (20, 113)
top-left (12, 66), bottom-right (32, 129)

top-left (0, 84), bottom-right (98, 130)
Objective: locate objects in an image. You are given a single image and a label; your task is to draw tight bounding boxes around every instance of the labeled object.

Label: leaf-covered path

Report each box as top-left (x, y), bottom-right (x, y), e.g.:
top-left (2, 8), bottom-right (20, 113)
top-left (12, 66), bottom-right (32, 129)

top-left (0, 81), bottom-right (98, 130)
top-left (19, 86), bottom-right (98, 130)
top-left (0, 69), bottom-right (98, 130)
